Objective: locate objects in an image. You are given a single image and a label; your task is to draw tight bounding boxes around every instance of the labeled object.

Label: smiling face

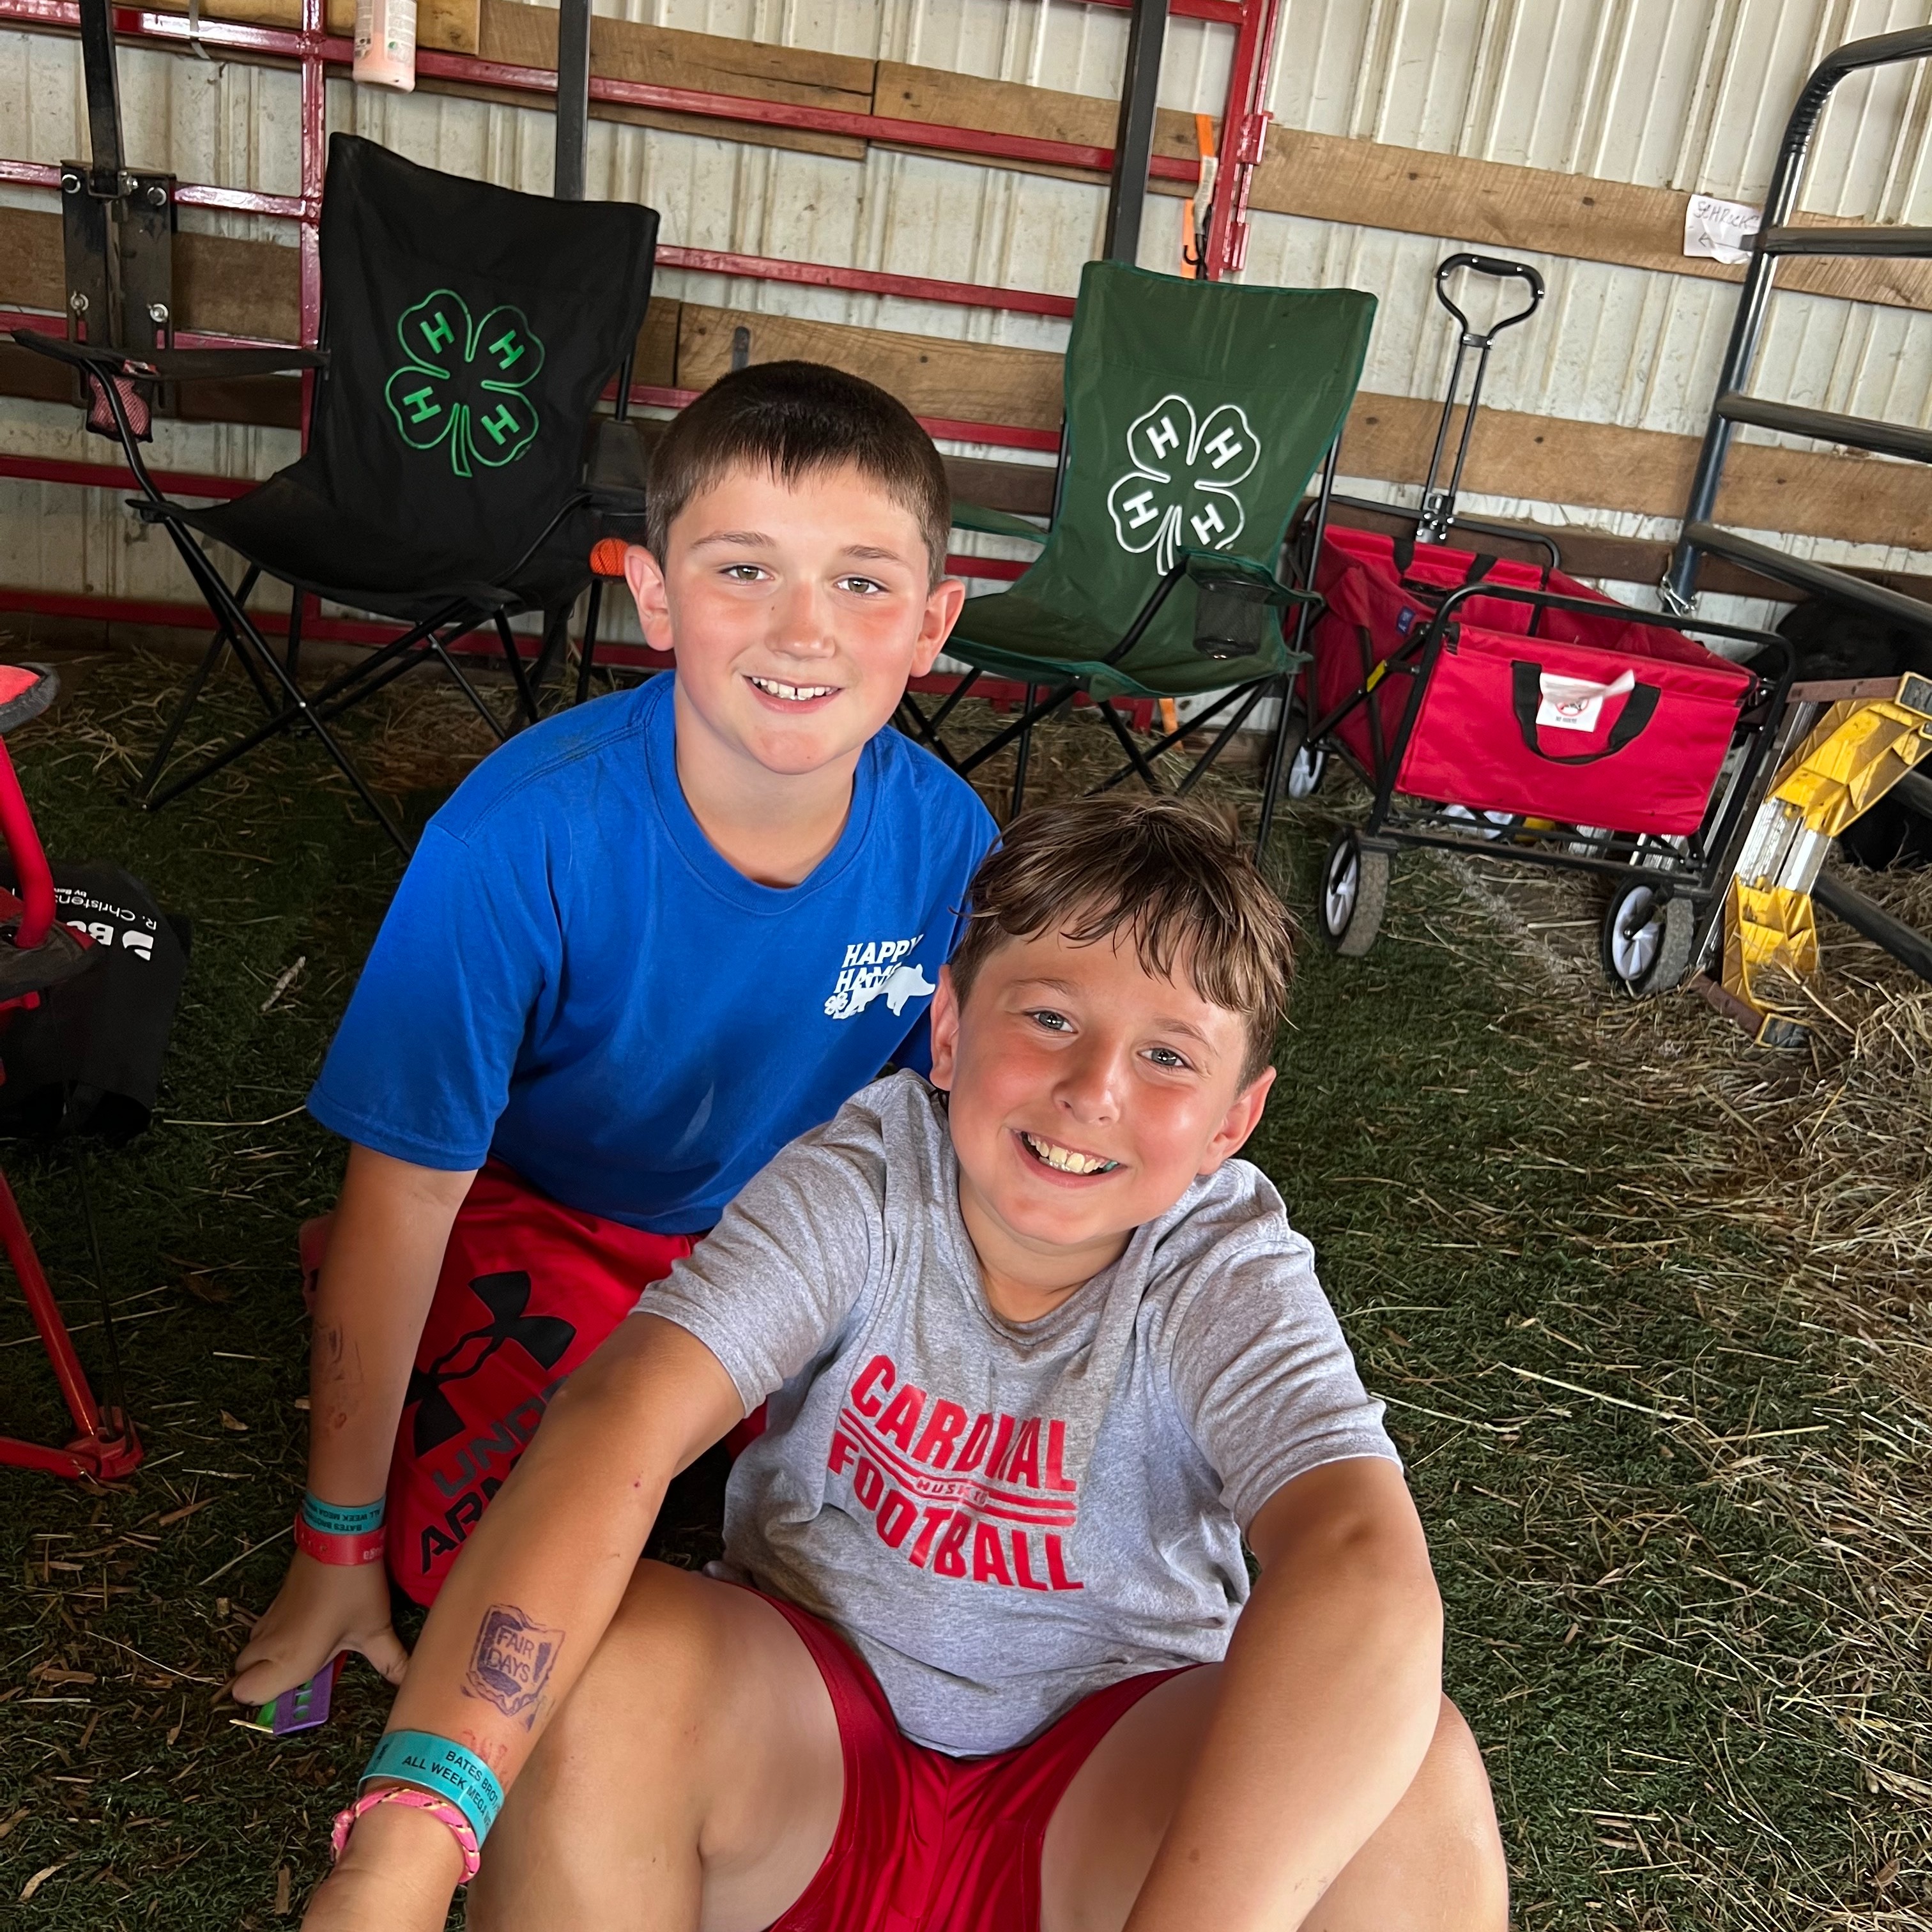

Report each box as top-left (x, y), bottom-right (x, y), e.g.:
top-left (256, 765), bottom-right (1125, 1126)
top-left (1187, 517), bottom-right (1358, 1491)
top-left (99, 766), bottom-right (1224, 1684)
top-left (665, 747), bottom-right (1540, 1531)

top-left (625, 460), bottom-right (963, 788)
top-left (927, 924), bottom-right (1275, 1320)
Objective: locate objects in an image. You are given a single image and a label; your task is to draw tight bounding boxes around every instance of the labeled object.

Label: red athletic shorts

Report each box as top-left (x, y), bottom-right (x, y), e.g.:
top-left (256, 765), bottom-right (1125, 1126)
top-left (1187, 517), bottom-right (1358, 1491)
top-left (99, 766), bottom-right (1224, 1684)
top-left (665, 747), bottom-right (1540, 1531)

top-left (302, 1160), bottom-right (701, 1606)
top-left (758, 1590), bottom-right (1193, 1932)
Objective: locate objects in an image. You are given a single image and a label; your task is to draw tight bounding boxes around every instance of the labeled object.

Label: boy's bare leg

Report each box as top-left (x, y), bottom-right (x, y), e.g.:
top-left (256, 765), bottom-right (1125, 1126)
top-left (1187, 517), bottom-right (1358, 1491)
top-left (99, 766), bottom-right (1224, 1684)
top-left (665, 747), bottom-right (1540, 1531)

top-left (1041, 1673), bottom-right (1507, 1932)
top-left (467, 1561), bottom-right (842, 1932)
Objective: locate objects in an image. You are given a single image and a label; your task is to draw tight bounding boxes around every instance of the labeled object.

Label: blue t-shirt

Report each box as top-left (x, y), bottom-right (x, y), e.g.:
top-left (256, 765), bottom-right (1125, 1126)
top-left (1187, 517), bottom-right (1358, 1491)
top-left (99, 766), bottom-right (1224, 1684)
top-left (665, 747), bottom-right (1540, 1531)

top-left (308, 674), bottom-right (996, 1232)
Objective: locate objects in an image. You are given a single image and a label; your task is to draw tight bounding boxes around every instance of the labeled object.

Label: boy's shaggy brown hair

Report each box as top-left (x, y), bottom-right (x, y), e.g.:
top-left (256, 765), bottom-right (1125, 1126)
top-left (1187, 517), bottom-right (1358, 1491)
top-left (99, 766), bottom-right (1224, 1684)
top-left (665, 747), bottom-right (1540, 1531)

top-left (949, 795), bottom-right (1296, 1085)
top-left (646, 360), bottom-right (952, 586)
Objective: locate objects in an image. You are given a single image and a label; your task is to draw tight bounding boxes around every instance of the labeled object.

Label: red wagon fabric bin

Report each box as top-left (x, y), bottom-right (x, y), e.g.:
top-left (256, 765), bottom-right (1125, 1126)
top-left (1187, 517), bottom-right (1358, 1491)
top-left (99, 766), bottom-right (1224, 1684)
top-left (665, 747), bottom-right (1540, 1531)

top-left (1310, 525), bottom-right (1756, 838)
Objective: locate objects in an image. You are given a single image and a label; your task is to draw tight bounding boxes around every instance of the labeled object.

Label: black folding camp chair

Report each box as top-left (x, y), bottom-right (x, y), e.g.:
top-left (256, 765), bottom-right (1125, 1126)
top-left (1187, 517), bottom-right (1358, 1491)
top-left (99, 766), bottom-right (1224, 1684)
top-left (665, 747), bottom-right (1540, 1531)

top-left (14, 135), bottom-right (657, 852)
top-left (901, 261), bottom-right (1374, 848)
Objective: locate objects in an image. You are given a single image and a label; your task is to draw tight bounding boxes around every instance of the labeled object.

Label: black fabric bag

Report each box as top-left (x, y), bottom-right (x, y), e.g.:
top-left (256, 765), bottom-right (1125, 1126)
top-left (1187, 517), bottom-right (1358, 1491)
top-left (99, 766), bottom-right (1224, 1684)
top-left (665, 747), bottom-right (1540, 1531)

top-left (0, 861), bottom-right (191, 1143)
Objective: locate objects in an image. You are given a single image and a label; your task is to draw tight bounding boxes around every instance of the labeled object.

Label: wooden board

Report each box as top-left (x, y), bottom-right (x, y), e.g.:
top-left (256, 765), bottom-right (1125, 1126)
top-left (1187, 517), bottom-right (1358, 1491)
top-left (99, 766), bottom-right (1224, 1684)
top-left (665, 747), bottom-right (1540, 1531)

top-left (1336, 390), bottom-right (1932, 555)
top-left (1250, 126), bottom-right (1932, 316)
top-left (477, 2), bottom-right (870, 110)
top-left (471, 3), bottom-right (868, 159)
top-left (322, 0), bottom-right (479, 54)
top-left (416, 75), bottom-right (864, 164)
top-left (0, 210), bottom-right (64, 312)
top-left (675, 303), bottom-right (1066, 430)
top-left (5, 220), bottom-right (1929, 553)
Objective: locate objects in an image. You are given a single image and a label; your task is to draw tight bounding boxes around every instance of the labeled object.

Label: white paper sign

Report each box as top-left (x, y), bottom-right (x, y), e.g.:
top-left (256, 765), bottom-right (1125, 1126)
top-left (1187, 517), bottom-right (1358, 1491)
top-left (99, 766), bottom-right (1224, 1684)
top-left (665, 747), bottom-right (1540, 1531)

top-left (1537, 668), bottom-right (1634, 733)
top-left (1684, 194), bottom-right (1762, 266)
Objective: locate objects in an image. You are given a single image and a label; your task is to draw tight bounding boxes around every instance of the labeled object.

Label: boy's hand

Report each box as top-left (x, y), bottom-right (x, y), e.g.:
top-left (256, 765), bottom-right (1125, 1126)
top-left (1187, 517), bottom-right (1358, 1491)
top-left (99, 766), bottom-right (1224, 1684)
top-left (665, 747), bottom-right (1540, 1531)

top-left (300, 1797), bottom-right (464, 1931)
top-left (231, 1551), bottom-right (409, 1706)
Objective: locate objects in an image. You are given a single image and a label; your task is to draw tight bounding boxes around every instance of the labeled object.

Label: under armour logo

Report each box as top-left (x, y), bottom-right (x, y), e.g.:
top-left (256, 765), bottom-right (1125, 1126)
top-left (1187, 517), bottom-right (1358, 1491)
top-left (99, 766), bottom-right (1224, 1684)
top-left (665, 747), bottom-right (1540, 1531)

top-left (1106, 395), bottom-right (1261, 573)
top-left (405, 1272), bottom-right (576, 1455)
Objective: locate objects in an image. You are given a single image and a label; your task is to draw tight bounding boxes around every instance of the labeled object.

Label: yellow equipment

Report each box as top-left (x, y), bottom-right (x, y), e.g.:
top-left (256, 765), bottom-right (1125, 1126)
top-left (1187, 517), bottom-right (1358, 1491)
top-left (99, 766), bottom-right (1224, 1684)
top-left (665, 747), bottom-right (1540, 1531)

top-left (1708, 672), bottom-right (1932, 1045)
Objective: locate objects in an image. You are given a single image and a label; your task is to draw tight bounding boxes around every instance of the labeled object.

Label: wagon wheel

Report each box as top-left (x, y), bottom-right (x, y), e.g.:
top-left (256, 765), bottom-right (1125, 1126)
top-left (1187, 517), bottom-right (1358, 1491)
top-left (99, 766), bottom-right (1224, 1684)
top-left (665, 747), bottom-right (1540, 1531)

top-left (1281, 716), bottom-right (1328, 801)
top-left (1600, 875), bottom-right (1692, 995)
top-left (1319, 829), bottom-right (1389, 957)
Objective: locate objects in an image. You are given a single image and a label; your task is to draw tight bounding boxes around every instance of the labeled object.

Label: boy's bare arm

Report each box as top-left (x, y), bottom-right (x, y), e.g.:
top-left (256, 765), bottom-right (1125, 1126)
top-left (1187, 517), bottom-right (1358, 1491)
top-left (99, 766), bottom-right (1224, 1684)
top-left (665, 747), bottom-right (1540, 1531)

top-left (1124, 1458), bottom-right (1444, 1932)
top-left (231, 1146), bottom-right (477, 1704)
top-left (303, 1312), bottom-right (742, 1931)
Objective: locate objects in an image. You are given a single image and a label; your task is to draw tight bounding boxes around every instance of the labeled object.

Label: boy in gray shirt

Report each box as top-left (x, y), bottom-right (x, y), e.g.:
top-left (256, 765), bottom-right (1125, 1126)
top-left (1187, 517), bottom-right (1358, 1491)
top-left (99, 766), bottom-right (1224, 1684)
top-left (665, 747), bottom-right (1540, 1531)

top-left (307, 798), bottom-right (1508, 1932)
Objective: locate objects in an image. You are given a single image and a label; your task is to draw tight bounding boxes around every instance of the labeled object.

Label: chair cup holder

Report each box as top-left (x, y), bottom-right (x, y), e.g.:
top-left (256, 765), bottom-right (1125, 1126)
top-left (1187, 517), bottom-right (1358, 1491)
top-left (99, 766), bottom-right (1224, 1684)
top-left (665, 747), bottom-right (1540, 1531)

top-left (1192, 575), bottom-right (1276, 661)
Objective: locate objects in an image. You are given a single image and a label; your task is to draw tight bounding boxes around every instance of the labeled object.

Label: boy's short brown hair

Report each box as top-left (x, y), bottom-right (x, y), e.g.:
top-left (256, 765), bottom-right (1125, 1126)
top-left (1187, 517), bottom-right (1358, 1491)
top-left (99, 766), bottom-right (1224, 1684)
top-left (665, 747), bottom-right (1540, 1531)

top-left (647, 360), bottom-right (952, 586)
top-left (949, 795), bottom-right (1296, 1085)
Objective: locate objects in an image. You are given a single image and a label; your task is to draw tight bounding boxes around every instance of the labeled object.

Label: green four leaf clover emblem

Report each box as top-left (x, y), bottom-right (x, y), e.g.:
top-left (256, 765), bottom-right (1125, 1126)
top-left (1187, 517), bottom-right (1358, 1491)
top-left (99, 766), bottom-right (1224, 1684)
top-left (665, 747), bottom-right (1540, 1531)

top-left (384, 290), bottom-right (546, 477)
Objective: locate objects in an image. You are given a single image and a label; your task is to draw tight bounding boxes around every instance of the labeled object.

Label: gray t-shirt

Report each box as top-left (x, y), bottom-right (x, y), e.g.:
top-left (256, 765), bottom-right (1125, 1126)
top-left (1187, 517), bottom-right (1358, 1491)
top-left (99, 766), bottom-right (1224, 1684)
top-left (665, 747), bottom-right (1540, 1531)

top-left (643, 1072), bottom-right (1397, 1757)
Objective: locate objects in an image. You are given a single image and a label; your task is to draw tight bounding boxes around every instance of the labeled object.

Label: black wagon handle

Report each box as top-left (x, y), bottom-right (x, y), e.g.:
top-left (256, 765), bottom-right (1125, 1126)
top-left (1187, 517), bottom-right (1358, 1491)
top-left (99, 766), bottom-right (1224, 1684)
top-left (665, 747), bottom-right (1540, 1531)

top-left (1509, 661), bottom-right (1660, 763)
top-left (1434, 254), bottom-right (1545, 346)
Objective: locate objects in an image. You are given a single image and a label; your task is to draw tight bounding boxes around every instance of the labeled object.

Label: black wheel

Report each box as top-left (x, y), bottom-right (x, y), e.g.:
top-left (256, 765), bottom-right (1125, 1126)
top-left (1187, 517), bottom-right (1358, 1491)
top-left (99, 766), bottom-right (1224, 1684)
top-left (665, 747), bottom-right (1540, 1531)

top-left (1600, 877), bottom-right (1692, 995)
top-left (1319, 829), bottom-right (1389, 956)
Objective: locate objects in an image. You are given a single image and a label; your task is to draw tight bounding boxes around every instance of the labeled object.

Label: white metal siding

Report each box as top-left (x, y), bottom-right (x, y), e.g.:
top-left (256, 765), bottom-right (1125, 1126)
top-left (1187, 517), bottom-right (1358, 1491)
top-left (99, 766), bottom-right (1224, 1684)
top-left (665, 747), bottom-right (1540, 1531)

top-left (7, 0), bottom-right (1932, 617)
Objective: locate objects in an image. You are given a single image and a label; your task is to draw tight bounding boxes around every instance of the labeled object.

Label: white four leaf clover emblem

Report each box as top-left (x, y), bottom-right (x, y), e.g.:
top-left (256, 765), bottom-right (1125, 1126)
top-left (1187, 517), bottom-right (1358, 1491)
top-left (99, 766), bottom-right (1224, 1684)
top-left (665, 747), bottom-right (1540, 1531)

top-left (384, 289), bottom-right (546, 479)
top-left (1106, 395), bottom-right (1261, 573)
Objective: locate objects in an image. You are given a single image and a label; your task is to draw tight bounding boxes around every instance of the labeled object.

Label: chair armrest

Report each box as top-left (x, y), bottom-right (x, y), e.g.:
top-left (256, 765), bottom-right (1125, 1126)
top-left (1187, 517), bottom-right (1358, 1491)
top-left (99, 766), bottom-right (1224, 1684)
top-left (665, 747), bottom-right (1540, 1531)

top-left (951, 499), bottom-right (1047, 544)
top-left (10, 331), bottom-right (326, 381)
top-left (584, 417), bottom-right (648, 509)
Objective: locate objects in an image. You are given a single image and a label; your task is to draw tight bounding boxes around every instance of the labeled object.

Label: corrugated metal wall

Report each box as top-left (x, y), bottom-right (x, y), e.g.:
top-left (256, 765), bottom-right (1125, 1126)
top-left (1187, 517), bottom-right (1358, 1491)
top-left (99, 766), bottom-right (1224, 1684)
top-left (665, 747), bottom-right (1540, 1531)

top-left (5, 0), bottom-right (1932, 623)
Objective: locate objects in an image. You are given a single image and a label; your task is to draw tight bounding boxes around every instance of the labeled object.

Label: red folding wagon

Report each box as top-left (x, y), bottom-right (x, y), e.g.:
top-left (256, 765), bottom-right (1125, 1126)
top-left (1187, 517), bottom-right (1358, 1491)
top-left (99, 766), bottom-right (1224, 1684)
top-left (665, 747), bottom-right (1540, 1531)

top-left (1284, 256), bottom-right (1794, 995)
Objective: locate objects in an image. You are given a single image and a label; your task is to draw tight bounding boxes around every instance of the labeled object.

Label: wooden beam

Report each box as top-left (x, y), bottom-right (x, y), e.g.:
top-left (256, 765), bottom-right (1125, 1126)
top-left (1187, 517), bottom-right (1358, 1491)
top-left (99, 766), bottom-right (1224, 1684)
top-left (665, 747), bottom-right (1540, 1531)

top-left (1248, 127), bottom-right (1932, 316)
top-left (473, 0), bottom-right (868, 160)
top-left (1336, 390), bottom-right (1932, 555)
top-left (6, 234), bottom-right (1929, 555)
top-left (19, 1), bottom-right (1932, 314)
top-left (675, 302), bottom-right (1066, 429)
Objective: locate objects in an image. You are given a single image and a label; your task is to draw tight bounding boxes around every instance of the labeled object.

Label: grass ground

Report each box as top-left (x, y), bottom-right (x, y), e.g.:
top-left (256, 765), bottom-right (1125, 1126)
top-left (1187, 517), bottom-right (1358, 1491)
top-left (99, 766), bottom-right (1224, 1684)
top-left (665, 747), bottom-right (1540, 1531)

top-left (0, 654), bottom-right (1926, 1929)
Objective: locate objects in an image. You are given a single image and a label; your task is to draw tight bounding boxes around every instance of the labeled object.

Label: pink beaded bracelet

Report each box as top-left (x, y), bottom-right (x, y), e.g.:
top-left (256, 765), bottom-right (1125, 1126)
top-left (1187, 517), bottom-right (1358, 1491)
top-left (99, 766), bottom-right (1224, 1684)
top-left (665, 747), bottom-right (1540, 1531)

top-left (331, 1785), bottom-right (482, 1885)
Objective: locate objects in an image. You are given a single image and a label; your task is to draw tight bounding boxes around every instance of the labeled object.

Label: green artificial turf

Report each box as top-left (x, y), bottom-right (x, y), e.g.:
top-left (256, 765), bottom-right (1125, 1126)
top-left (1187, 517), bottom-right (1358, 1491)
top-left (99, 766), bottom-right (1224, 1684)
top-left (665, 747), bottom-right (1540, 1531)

top-left (0, 656), bottom-right (1919, 1928)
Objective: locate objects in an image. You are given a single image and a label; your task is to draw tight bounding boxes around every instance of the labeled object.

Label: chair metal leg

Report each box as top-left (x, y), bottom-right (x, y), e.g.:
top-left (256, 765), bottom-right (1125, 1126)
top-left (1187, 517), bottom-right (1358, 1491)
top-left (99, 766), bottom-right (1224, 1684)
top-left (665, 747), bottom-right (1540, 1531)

top-left (575, 579), bottom-right (605, 707)
top-left (530, 602), bottom-right (572, 696)
top-left (493, 611), bottom-right (540, 728)
top-left (145, 518), bottom-right (412, 850)
top-left (1094, 698), bottom-right (1165, 793)
top-left (137, 618), bottom-right (233, 801)
top-left (429, 634), bottom-right (514, 744)
top-left (1009, 686), bottom-right (1037, 818)
top-left (285, 585), bottom-right (305, 678)
top-left (1176, 683), bottom-right (1269, 795)
top-left (1252, 675), bottom-right (1298, 855)
top-left (956, 684), bottom-right (1080, 776)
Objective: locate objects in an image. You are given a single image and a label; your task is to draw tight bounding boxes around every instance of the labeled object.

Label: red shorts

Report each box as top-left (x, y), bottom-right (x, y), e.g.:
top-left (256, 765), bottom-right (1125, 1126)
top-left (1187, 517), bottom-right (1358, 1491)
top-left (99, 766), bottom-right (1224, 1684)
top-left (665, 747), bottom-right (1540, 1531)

top-left (759, 1590), bottom-right (1193, 1932)
top-left (303, 1160), bottom-right (700, 1606)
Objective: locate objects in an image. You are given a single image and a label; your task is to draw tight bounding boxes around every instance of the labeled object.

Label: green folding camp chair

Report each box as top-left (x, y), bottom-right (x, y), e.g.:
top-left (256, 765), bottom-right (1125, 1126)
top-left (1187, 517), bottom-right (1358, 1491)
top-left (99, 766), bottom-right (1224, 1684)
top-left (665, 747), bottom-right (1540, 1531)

top-left (900, 261), bottom-right (1375, 847)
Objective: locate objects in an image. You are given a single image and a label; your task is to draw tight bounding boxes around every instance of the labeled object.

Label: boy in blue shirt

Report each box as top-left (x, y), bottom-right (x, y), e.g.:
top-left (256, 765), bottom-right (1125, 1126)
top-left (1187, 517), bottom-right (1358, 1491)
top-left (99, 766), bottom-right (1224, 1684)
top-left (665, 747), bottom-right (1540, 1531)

top-left (231, 362), bottom-right (997, 1706)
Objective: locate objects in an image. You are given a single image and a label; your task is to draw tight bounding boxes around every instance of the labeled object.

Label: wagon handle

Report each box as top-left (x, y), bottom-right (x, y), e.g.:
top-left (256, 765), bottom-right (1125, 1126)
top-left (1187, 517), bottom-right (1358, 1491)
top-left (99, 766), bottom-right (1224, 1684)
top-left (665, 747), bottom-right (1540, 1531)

top-left (1432, 254), bottom-right (1544, 344)
top-left (1417, 254), bottom-right (1547, 546)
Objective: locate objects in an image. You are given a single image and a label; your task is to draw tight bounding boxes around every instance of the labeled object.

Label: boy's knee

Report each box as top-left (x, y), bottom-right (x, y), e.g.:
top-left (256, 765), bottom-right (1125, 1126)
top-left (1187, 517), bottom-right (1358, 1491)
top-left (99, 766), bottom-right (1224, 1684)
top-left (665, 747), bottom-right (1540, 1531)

top-left (1423, 1698), bottom-right (1509, 1925)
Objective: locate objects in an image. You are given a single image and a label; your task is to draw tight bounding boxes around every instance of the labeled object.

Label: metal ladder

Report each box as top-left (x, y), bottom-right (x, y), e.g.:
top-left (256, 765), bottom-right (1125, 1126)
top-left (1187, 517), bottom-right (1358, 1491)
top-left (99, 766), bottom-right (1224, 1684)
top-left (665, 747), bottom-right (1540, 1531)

top-left (1665, 25), bottom-right (1932, 1002)
top-left (1664, 24), bottom-right (1932, 627)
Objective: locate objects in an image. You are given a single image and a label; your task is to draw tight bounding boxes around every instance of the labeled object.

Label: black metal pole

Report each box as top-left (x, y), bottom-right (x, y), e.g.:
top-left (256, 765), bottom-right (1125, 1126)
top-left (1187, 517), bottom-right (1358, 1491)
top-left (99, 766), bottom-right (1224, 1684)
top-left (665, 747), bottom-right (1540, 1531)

top-left (78, 0), bottom-right (125, 176)
top-left (1101, 0), bottom-right (1169, 264)
top-left (555, 0), bottom-right (592, 202)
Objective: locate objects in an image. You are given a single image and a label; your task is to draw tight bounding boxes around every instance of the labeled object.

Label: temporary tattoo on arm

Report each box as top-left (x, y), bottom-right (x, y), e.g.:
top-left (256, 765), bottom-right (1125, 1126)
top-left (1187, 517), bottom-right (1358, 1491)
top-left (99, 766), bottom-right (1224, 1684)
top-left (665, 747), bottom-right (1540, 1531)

top-left (461, 1604), bottom-right (565, 1730)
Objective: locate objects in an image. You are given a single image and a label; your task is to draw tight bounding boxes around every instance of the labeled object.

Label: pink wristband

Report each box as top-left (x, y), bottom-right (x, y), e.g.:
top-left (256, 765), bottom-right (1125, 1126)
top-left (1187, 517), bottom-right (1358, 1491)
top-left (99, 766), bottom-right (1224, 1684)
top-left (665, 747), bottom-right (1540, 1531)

top-left (331, 1785), bottom-right (482, 1884)
top-left (294, 1513), bottom-right (387, 1567)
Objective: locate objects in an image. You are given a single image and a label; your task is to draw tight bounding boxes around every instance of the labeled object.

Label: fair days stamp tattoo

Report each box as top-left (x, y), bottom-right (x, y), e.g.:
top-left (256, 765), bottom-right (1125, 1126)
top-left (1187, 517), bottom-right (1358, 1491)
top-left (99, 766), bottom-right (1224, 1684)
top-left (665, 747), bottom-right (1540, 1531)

top-left (462, 1604), bottom-right (564, 1728)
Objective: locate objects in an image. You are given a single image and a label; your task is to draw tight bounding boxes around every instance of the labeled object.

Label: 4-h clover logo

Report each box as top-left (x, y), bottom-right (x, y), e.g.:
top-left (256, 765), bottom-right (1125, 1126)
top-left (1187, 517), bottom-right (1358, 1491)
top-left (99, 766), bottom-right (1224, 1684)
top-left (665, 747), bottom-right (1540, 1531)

top-left (384, 290), bottom-right (545, 478)
top-left (1106, 395), bottom-right (1261, 574)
